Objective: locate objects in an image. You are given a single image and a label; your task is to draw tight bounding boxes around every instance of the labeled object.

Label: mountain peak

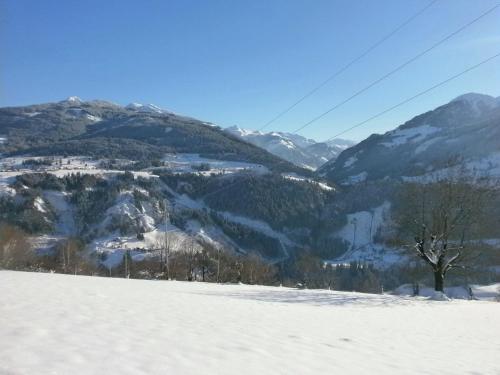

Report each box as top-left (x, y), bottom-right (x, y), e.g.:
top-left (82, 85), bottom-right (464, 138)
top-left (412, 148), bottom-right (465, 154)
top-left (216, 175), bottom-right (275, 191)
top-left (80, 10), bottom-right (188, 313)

top-left (449, 92), bottom-right (500, 117)
top-left (450, 92), bottom-right (497, 107)
top-left (226, 126), bottom-right (262, 137)
top-left (62, 96), bottom-right (83, 104)
top-left (125, 102), bottom-right (166, 114)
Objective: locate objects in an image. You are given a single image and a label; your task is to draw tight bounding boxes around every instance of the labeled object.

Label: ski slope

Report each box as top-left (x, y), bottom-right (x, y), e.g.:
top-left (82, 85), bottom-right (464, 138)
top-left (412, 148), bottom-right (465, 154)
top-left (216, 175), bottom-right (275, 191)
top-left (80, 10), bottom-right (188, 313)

top-left (1, 271), bottom-right (499, 375)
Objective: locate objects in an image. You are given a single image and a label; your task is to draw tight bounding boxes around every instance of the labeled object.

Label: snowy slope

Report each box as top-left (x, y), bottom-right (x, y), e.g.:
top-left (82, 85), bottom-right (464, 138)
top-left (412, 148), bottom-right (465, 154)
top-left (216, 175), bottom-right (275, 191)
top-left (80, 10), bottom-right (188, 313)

top-left (1, 271), bottom-right (499, 375)
top-left (0, 153), bottom-right (314, 263)
top-left (329, 202), bottom-right (407, 268)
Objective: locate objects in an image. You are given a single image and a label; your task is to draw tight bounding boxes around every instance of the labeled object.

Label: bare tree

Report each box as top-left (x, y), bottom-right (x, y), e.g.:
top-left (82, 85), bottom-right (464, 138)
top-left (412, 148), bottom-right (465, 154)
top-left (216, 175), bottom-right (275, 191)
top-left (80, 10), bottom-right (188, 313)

top-left (163, 202), bottom-right (171, 280)
top-left (195, 248), bottom-right (211, 282)
top-left (0, 224), bottom-right (32, 269)
top-left (240, 253), bottom-right (277, 285)
top-left (123, 250), bottom-right (132, 279)
top-left (182, 238), bottom-right (198, 281)
top-left (396, 172), bottom-right (492, 292)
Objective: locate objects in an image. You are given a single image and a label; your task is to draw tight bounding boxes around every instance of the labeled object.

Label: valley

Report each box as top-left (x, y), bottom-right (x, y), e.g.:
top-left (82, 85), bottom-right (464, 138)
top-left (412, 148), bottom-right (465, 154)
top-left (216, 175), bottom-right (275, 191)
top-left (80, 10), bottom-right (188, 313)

top-left (1, 95), bottom-right (500, 291)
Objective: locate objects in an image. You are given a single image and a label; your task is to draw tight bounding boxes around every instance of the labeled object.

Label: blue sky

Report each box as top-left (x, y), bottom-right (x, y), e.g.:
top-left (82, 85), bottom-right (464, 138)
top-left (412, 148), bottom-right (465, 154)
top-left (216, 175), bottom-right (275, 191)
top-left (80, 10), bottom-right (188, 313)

top-left (1, 0), bottom-right (499, 142)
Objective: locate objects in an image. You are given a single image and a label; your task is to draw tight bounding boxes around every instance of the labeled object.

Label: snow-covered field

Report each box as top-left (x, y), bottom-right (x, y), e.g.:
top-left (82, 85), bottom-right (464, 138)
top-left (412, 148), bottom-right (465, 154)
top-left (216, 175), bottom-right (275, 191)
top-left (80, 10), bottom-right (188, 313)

top-left (1, 271), bottom-right (499, 375)
top-left (162, 153), bottom-right (268, 176)
top-left (380, 125), bottom-right (441, 148)
top-left (282, 172), bottom-right (334, 191)
top-left (0, 156), bottom-right (157, 196)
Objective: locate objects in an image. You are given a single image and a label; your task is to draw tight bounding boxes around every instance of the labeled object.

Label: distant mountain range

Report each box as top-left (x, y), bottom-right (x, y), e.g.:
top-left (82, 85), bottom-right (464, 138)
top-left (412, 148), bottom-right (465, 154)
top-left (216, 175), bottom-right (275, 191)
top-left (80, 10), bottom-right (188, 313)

top-left (225, 126), bottom-right (355, 170)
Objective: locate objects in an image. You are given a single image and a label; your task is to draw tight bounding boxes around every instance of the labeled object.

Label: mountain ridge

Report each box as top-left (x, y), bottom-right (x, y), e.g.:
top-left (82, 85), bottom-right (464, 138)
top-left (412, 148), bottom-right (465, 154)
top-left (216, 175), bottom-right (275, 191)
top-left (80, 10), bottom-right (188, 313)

top-left (320, 92), bottom-right (500, 184)
top-left (0, 98), bottom-right (309, 175)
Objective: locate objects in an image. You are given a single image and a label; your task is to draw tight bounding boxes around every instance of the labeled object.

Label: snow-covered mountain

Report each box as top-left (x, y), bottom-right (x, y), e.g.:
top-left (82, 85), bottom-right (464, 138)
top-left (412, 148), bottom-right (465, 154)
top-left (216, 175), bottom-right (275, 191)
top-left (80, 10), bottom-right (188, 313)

top-left (0, 97), bottom-right (307, 174)
top-left (0, 98), bottom-right (339, 269)
top-left (125, 102), bottom-right (167, 114)
top-left (2, 94), bottom-right (500, 274)
top-left (320, 93), bottom-right (500, 184)
top-left (225, 126), bottom-right (355, 170)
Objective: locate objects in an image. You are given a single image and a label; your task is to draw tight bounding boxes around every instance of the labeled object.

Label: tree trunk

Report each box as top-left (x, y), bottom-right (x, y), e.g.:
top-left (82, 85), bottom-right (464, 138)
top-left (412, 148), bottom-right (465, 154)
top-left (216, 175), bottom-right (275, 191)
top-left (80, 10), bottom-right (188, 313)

top-left (434, 270), bottom-right (444, 292)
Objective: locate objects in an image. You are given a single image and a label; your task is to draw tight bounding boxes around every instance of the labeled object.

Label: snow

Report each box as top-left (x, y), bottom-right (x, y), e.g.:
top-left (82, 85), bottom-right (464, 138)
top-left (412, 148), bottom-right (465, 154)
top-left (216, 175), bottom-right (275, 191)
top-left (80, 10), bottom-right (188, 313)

top-left (0, 184), bottom-right (16, 197)
top-left (86, 114), bottom-right (102, 122)
top-left (402, 152), bottom-right (500, 182)
top-left (1, 271), bottom-right (499, 375)
top-left (186, 219), bottom-right (239, 251)
top-left (43, 191), bottom-right (76, 235)
top-left (343, 171), bottom-right (367, 185)
top-left (281, 173), bottom-right (334, 191)
top-left (414, 136), bottom-right (443, 154)
top-left (219, 210), bottom-right (295, 248)
top-left (125, 102), bottom-right (169, 114)
top-left (326, 138), bottom-right (356, 149)
top-left (0, 174), bottom-right (16, 197)
top-left (393, 283), bottom-right (500, 301)
top-left (225, 126), bottom-right (353, 170)
top-left (330, 202), bottom-right (406, 268)
top-left (380, 125), bottom-right (441, 148)
top-left (317, 181), bottom-right (334, 191)
top-left (172, 190), bottom-right (294, 255)
top-left (226, 126), bottom-right (263, 137)
top-left (171, 180), bottom-right (296, 254)
top-left (335, 202), bottom-right (391, 248)
top-left (0, 156), bottom-right (158, 182)
top-left (90, 226), bottom-right (189, 269)
top-left (164, 177), bottom-right (289, 254)
top-left (279, 138), bottom-right (296, 149)
top-left (162, 153), bottom-right (268, 176)
top-left (343, 155), bottom-right (357, 168)
top-left (327, 244), bottom-right (406, 269)
top-left (33, 196), bottom-right (47, 213)
top-left (29, 235), bottom-right (64, 254)
top-left (64, 96), bottom-right (82, 103)
top-left (0, 137), bottom-right (6, 144)
top-left (86, 190), bottom-right (177, 267)
top-left (450, 93), bottom-right (499, 115)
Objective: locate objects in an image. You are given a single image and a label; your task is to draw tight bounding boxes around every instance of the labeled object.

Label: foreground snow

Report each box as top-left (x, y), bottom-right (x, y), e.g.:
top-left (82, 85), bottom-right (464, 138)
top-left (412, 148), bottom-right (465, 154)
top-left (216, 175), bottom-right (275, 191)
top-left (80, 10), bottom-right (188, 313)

top-left (1, 271), bottom-right (499, 375)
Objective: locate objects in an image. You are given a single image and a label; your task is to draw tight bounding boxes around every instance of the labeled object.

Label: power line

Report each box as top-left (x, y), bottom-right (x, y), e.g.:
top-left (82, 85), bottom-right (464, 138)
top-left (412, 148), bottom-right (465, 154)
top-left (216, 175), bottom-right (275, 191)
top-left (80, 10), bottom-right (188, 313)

top-left (173, 58), bottom-right (499, 203)
top-left (324, 51), bottom-right (500, 142)
top-left (166, 4), bottom-right (500, 208)
top-left (258, 0), bottom-right (439, 132)
top-left (171, 45), bottom-right (496, 211)
top-left (293, 3), bottom-right (499, 134)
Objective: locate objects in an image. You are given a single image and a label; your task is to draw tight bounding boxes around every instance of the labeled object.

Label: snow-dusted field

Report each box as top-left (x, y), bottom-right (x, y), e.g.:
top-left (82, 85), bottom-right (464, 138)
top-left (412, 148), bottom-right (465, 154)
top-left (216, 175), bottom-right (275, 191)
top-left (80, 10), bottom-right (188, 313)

top-left (162, 153), bottom-right (269, 175)
top-left (1, 271), bottom-right (499, 375)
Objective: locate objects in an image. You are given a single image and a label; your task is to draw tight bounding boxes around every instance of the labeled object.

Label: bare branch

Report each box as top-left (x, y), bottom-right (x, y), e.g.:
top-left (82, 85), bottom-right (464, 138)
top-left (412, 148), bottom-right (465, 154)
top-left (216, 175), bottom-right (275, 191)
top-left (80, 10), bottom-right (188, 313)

top-left (443, 250), bottom-right (462, 274)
